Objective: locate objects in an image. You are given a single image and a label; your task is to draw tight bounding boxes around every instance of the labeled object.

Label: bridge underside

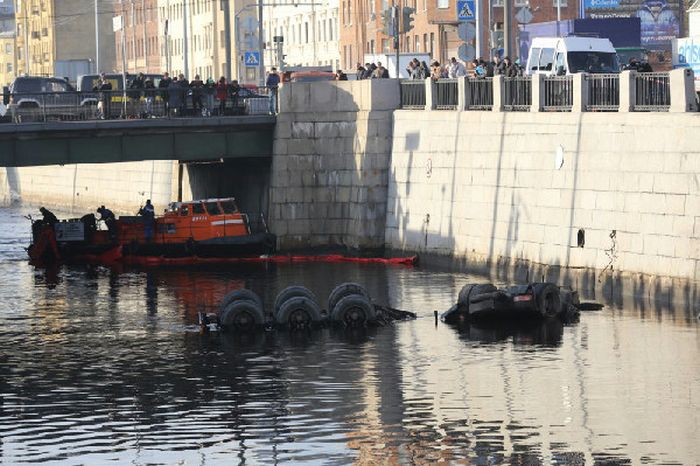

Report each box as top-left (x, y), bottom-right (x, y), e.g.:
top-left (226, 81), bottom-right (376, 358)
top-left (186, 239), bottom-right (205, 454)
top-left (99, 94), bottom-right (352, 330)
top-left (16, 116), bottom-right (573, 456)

top-left (0, 116), bottom-right (275, 167)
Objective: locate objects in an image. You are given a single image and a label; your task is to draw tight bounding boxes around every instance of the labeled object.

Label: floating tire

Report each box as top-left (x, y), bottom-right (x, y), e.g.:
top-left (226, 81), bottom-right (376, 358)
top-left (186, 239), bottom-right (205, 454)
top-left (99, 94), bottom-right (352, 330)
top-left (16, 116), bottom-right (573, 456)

top-left (275, 296), bottom-right (322, 328)
top-left (219, 289), bottom-right (263, 312)
top-left (330, 294), bottom-right (376, 326)
top-left (274, 286), bottom-right (317, 315)
top-left (220, 300), bottom-right (265, 330)
top-left (327, 283), bottom-right (371, 313)
top-left (532, 283), bottom-right (561, 318)
top-left (458, 283), bottom-right (496, 311)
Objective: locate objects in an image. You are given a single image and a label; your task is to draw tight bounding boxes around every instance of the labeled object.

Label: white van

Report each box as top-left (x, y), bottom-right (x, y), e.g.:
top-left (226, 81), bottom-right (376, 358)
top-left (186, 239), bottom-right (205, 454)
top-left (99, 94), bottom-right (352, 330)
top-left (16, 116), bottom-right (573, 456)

top-left (526, 37), bottom-right (620, 76)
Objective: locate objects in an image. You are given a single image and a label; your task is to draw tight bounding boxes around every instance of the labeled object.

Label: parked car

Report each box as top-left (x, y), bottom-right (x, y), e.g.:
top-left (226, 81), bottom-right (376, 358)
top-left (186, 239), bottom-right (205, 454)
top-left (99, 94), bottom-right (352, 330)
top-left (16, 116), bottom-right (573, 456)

top-left (2, 76), bottom-right (85, 122)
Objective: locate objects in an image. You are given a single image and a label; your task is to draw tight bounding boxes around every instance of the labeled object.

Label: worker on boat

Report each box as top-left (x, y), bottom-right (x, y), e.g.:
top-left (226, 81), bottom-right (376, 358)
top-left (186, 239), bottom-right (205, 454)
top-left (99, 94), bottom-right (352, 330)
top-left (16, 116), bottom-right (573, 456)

top-left (39, 207), bottom-right (58, 226)
top-left (138, 199), bottom-right (155, 242)
top-left (97, 205), bottom-right (116, 238)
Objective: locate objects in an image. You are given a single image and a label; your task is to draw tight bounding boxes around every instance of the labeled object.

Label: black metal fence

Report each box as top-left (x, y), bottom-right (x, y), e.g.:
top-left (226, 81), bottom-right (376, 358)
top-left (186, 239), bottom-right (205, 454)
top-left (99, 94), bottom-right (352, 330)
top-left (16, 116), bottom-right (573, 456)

top-left (434, 79), bottom-right (459, 110)
top-left (586, 74), bottom-right (619, 111)
top-left (0, 89), bottom-right (270, 123)
top-left (466, 77), bottom-right (493, 110)
top-left (542, 76), bottom-right (573, 111)
top-left (634, 72), bottom-right (671, 112)
top-left (399, 80), bottom-right (426, 109)
top-left (502, 77), bottom-right (531, 111)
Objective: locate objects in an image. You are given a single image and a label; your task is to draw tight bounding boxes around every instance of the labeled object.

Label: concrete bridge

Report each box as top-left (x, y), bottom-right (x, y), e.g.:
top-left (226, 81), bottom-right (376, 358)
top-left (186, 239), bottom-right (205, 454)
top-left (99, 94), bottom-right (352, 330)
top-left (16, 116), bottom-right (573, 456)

top-left (0, 115), bottom-right (275, 167)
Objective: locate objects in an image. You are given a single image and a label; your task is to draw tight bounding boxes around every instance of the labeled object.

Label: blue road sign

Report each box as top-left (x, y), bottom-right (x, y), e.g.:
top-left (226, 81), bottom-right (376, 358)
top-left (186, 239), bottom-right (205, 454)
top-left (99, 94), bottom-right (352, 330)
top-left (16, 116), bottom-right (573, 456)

top-left (244, 51), bottom-right (260, 67)
top-left (457, 0), bottom-right (475, 21)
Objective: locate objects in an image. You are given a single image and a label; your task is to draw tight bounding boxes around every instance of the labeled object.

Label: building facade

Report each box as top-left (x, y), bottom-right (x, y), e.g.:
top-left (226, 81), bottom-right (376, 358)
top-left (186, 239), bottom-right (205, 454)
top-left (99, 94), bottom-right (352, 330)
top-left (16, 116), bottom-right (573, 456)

top-left (113, 0), bottom-right (162, 74)
top-left (14, 0), bottom-right (116, 79)
top-left (0, 30), bottom-right (15, 87)
top-left (262, 0), bottom-right (340, 71)
top-left (339, 0), bottom-right (460, 71)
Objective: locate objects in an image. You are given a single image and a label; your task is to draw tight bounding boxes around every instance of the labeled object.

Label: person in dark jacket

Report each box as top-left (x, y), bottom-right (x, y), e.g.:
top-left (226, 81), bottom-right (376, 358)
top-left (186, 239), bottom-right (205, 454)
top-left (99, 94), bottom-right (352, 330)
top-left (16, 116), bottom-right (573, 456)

top-left (266, 68), bottom-right (281, 114)
top-left (190, 74), bottom-right (204, 115)
top-left (158, 72), bottom-right (172, 116)
top-left (229, 79), bottom-right (241, 114)
top-left (336, 70), bottom-right (348, 80)
top-left (94, 73), bottom-right (113, 119)
top-left (39, 207), bottom-right (58, 226)
top-left (97, 205), bottom-right (116, 237)
top-left (356, 63), bottom-right (366, 80)
top-left (138, 199), bottom-right (155, 242)
top-left (143, 78), bottom-right (156, 117)
top-left (128, 73), bottom-right (145, 118)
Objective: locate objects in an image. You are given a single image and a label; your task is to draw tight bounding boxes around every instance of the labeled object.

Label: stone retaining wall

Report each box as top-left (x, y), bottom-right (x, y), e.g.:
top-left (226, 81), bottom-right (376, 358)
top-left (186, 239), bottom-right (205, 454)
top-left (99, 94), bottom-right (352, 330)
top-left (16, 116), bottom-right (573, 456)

top-left (386, 110), bottom-right (700, 283)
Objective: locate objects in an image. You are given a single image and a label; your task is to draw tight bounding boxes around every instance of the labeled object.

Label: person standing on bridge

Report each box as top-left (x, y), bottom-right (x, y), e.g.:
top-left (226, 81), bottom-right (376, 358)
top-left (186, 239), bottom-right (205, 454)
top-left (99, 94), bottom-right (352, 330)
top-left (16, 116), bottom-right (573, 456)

top-left (138, 200), bottom-right (155, 242)
top-left (158, 72), bottom-right (173, 116)
top-left (266, 68), bottom-right (280, 115)
top-left (216, 77), bottom-right (228, 116)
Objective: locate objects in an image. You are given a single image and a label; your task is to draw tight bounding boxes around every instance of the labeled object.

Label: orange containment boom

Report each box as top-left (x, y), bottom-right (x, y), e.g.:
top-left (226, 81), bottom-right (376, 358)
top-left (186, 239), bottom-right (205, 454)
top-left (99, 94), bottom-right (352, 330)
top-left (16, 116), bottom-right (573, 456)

top-left (120, 254), bottom-right (419, 267)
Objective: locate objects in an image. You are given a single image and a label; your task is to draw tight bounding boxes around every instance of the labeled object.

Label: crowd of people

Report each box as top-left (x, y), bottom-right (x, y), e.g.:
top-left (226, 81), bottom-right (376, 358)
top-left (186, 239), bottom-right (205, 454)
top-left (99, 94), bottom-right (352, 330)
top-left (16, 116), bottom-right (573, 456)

top-left (93, 68), bottom-right (282, 119)
top-left (351, 55), bottom-right (525, 81)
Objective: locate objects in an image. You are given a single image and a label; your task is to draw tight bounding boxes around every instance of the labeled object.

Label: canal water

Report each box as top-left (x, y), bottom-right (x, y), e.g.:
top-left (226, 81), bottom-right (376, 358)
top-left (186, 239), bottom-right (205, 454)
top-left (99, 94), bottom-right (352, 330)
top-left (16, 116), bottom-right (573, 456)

top-left (0, 204), bottom-right (698, 465)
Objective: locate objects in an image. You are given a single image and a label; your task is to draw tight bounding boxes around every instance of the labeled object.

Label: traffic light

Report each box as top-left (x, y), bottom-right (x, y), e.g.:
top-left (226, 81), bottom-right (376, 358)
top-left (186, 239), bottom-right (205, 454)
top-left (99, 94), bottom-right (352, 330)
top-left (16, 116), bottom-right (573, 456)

top-left (380, 9), bottom-right (393, 36)
top-left (402, 7), bottom-right (415, 33)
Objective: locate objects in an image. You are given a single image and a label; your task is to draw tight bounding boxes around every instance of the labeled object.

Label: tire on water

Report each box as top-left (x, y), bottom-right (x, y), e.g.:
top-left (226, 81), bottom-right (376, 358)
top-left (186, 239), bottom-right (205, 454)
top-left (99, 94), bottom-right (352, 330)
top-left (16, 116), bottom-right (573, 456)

top-left (219, 289), bottom-right (263, 312)
top-left (533, 283), bottom-right (561, 318)
top-left (275, 296), bottom-right (322, 327)
top-left (274, 286), bottom-right (317, 315)
top-left (220, 300), bottom-right (265, 330)
top-left (330, 294), bottom-right (376, 326)
top-left (327, 283), bottom-right (371, 313)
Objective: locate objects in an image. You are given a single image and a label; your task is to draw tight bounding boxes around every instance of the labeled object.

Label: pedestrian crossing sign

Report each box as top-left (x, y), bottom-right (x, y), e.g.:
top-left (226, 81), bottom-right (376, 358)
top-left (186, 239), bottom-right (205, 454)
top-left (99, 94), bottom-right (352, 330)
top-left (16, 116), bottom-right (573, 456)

top-left (457, 0), bottom-right (475, 20)
top-left (244, 51), bottom-right (260, 67)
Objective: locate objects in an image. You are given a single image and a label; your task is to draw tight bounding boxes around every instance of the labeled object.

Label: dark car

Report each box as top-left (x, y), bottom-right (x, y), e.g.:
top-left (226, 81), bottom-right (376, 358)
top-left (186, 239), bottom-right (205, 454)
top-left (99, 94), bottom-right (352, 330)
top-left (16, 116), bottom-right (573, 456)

top-left (2, 76), bottom-right (83, 123)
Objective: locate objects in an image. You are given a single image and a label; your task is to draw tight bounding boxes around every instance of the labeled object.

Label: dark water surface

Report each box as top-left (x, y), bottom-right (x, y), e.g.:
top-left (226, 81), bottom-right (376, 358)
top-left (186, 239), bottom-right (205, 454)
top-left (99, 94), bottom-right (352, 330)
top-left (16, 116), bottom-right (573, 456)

top-left (1, 205), bottom-right (698, 465)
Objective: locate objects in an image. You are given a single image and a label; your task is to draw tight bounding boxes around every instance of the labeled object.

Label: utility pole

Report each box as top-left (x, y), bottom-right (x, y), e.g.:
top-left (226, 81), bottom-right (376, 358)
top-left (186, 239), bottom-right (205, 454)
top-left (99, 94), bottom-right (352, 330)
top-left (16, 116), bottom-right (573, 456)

top-left (393, 4), bottom-right (399, 78)
top-left (223, 0), bottom-right (232, 80)
top-left (95, 0), bottom-right (100, 73)
top-left (142, 0), bottom-right (147, 71)
top-left (183, 0), bottom-right (189, 77)
top-left (258, 0), bottom-right (264, 86)
top-left (475, 0), bottom-right (482, 59)
top-left (165, 0), bottom-right (171, 72)
top-left (504, 0), bottom-right (512, 58)
top-left (131, 0), bottom-right (136, 70)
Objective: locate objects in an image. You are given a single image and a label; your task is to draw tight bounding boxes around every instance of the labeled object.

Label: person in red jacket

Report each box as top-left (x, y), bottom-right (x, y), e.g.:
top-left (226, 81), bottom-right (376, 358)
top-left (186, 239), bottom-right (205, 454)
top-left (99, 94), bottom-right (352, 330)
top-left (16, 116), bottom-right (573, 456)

top-left (216, 77), bottom-right (228, 115)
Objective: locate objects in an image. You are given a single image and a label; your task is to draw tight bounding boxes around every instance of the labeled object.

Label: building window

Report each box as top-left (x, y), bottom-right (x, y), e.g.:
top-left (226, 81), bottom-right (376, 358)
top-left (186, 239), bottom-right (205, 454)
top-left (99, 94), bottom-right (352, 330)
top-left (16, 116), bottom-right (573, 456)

top-left (415, 35), bottom-right (420, 52)
top-left (552, 0), bottom-right (568, 6)
top-left (328, 19), bottom-right (333, 40)
top-left (305, 22), bottom-right (309, 43)
top-left (348, 0), bottom-right (352, 24)
top-left (437, 0), bottom-right (448, 8)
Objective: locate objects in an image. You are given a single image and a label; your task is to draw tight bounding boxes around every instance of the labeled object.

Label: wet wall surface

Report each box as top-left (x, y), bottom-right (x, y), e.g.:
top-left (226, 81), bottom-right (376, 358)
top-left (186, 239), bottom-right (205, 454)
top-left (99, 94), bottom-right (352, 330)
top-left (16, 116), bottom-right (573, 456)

top-left (1, 205), bottom-right (698, 465)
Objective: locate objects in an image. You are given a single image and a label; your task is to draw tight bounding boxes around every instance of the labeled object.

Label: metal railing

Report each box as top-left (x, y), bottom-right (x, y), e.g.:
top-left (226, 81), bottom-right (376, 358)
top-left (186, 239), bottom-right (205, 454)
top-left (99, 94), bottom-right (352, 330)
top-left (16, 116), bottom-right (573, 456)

top-left (400, 80), bottom-right (426, 109)
top-left (466, 77), bottom-right (493, 110)
top-left (0, 89), bottom-right (270, 123)
top-left (586, 74), bottom-right (619, 111)
top-left (434, 79), bottom-right (459, 110)
top-left (542, 76), bottom-right (573, 111)
top-left (634, 72), bottom-right (671, 112)
top-left (503, 76), bottom-right (531, 111)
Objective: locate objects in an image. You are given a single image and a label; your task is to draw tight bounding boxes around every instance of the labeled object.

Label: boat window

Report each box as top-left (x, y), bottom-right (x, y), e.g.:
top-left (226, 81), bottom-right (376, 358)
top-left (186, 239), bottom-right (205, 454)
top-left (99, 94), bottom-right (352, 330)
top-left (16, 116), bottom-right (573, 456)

top-left (180, 205), bottom-right (189, 216)
top-left (192, 203), bottom-right (205, 214)
top-left (204, 202), bottom-right (222, 215)
top-left (220, 200), bottom-right (239, 214)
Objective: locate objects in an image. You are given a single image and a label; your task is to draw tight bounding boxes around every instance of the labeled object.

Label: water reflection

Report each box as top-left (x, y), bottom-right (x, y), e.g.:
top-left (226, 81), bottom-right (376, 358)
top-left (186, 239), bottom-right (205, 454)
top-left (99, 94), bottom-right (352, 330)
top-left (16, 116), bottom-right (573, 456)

top-left (0, 205), bottom-right (699, 465)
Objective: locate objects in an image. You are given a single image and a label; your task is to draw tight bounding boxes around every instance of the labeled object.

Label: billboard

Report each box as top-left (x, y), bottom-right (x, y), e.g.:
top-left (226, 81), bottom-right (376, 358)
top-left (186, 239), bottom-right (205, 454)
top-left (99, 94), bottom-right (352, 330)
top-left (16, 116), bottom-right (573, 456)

top-left (583, 0), bottom-right (680, 52)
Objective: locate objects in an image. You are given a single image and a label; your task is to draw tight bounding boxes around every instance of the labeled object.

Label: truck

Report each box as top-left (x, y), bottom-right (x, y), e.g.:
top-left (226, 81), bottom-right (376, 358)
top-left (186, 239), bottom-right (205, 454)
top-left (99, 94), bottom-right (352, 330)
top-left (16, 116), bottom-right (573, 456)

top-left (518, 18), bottom-right (643, 68)
top-left (363, 53), bottom-right (432, 79)
top-left (672, 7), bottom-right (700, 94)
